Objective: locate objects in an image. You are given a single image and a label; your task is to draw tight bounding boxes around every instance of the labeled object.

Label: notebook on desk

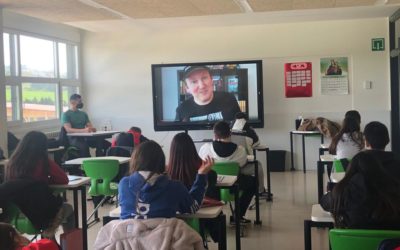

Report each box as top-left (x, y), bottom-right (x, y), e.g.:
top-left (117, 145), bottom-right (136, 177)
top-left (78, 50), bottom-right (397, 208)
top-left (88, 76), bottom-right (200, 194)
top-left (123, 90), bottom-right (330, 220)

top-left (68, 176), bottom-right (81, 181)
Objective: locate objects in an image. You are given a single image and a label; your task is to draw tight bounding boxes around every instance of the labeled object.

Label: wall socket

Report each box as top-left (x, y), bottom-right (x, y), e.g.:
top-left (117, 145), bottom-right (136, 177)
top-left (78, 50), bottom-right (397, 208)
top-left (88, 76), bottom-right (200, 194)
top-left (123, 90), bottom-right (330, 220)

top-left (363, 80), bottom-right (372, 89)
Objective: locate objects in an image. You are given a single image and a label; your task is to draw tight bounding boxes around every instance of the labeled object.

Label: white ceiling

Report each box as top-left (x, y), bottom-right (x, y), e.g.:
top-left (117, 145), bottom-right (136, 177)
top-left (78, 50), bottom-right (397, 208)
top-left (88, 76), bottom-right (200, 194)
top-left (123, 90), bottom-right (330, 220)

top-left (0, 0), bottom-right (399, 32)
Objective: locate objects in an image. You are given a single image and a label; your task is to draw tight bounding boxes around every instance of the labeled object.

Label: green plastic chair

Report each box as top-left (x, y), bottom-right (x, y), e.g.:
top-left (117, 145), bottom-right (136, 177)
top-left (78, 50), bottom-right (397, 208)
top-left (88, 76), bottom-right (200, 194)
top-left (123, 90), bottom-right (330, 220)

top-left (6, 203), bottom-right (40, 235)
top-left (329, 229), bottom-right (400, 250)
top-left (82, 159), bottom-right (119, 223)
top-left (333, 158), bottom-right (350, 173)
top-left (212, 161), bottom-right (241, 218)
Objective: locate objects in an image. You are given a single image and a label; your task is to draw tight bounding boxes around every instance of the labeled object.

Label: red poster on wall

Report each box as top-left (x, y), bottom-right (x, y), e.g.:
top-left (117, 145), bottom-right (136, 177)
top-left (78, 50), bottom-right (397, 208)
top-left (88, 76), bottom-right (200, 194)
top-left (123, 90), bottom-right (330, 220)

top-left (284, 62), bottom-right (312, 98)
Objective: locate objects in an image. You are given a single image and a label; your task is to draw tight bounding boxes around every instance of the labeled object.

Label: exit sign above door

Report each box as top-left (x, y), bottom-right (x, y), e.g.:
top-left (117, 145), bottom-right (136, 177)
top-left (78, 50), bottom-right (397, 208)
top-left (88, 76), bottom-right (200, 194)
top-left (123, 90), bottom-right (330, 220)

top-left (372, 38), bottom-right (385, 51)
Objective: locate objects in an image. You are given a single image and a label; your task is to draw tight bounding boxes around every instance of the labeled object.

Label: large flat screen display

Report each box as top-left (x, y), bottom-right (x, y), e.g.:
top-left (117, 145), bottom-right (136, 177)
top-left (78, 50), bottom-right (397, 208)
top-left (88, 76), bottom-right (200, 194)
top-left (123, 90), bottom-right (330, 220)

top-left (151, 60), bottom-right (264, 131)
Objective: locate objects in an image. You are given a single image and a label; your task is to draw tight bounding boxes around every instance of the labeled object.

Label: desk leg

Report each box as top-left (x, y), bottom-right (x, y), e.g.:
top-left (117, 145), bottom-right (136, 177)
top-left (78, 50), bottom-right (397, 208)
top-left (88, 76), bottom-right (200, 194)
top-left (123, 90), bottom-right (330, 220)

top-left (317, 161), bottom-right (324, 203)
top-left (321, 134), bottom-right (324, 144)
top-left (234, 184), bottom-right (241, 250)
top-left (254, 161), bottom-right (261, 225)
top-left (81, 186), bottom-right (88, 250)
top-left (302, 134), bottom-right (306, 173)
top-left (290, 132), bottom-right (295, 171)
top-left (218, 213), bottom-right (227, 250)
top-left (73, 189), bottom-right (79, 227)
top-left (265, 149), bottom-right (272, 201)
top-left (304, 220), bottom-right (312, 250)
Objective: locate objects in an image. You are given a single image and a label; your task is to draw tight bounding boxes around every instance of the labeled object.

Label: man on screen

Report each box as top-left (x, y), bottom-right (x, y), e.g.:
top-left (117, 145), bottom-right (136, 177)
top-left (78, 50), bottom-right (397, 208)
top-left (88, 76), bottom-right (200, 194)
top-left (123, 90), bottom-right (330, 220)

top-left (176, 66), bottom-right (241, 122)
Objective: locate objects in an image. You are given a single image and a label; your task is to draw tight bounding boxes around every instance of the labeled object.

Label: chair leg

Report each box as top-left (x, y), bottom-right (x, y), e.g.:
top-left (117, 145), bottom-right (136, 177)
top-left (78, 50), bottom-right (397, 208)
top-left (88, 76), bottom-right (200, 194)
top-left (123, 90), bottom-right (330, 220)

top-left (87, 196), bottom-right (107, 223)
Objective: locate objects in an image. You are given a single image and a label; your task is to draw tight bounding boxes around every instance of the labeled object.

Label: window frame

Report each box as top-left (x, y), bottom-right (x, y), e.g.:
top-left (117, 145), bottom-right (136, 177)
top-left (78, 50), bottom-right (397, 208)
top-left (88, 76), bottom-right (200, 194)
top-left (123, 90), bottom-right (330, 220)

top-left (3, 28), bottom-right (81, 129)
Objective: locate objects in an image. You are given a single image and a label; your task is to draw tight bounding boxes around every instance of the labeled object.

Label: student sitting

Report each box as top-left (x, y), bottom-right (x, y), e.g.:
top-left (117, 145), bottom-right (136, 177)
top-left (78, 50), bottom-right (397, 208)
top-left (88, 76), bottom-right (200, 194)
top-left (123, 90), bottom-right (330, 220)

top-left (167, 132), bottom-right (220, 242)
top-left (118, 140), bottom-right (213, 219)
top-left (111, 126), bottom-right (149, 149)
top-left (329, 116), bottom-right (364, 164)
top-left (321, 151), bottom-right (400, 229)
top-left (199, 121), bottom-right (257, 224)
top-left (5, 131), bottom-right (75, 235)
top-left (363, 121), bottom-right (400, 178)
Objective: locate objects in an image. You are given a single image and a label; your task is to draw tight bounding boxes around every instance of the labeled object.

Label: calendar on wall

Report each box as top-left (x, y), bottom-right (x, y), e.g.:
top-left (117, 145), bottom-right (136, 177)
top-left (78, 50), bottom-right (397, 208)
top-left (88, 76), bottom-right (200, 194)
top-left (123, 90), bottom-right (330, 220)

top-left (284, 62), bottom-right (312, 98)
top-left (320, 57), bottom-right (349, 95)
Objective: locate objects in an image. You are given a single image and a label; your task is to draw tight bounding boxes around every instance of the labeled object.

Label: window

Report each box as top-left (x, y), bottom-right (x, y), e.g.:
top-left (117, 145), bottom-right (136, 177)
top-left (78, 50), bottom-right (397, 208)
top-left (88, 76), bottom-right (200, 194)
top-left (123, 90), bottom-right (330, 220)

top-left (3, 30), bottom-right (80, 126)
top-left (62, 86), bottom-right (79, 112)
top-left (6, 85), bottom-right (19, 121)
top-left (3, 33), bottom-right (10, 76)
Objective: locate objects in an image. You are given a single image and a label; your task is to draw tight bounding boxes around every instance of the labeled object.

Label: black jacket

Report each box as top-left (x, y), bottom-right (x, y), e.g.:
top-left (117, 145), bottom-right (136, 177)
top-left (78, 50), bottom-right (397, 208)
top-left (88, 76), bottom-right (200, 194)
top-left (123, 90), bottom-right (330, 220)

top-left (0, 179), bottom-right (63, 230)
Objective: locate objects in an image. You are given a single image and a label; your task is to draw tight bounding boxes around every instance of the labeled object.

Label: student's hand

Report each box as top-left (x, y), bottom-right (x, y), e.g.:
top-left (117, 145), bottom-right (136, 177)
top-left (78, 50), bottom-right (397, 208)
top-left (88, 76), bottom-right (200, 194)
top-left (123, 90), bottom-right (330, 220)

top-left (89, 127), bottom-right (97, 132)
top-left (198, 156), bottom-right (214, 175)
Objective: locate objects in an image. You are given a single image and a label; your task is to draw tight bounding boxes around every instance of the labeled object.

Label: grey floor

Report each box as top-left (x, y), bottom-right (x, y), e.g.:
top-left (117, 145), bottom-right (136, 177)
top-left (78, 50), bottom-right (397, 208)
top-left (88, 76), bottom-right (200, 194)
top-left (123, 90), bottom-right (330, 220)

top-left (64, 171), bottom-right (330, 250)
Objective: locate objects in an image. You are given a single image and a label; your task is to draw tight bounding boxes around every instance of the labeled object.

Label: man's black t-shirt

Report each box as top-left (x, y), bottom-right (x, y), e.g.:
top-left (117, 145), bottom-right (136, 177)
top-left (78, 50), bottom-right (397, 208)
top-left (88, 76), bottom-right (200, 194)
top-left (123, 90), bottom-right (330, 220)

top-left (176, 92), bottom-right (241, 122)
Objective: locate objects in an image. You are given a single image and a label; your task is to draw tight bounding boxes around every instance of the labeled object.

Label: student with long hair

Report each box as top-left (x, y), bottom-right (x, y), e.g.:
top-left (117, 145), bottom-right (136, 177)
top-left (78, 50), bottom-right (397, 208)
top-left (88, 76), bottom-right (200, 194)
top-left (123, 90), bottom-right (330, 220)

top-left (167, 133), bottom-right (220, 242)
top-left (329, 116), bottom-right (364, 160)
top-left (167, 132), bottom-right (218, 199)
top-left (328, 151), bottom-right (400, 229)
top-left (5, 131), bottom-right (75, 233)
top-left (118, 140), bottom-right (213, 219)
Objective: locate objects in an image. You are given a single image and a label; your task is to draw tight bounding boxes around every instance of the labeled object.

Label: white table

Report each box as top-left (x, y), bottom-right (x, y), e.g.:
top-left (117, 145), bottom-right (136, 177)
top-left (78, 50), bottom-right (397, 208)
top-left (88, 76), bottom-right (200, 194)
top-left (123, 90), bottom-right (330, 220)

top-left (64, 156), bottom-right (130, 165)
top-left (290, 130), bottom-right (324, 173)
top-left (48, 146), bottom-right (65, 152)
top-left (331, 172), bottom-right (345, 183)
top-left (67, 130), bottom-right (121, 137)
top-left (109, 205), bottom-right (223, 219)
top-left (304, 204), bottom-right (334, 250)
top-left (216, 175), bottom-right (237, 187)
top-left (317, 154), bottom-right (336, 202)
top-left (50, 176), bottom-right (91, 250)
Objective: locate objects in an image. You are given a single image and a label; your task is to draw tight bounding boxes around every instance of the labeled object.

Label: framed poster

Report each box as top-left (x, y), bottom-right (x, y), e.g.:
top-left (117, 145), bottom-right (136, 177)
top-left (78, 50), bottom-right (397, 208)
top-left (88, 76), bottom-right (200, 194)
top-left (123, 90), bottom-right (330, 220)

top-left (284, 62), bottom-right (312, 98)
top-left (320, 57), bottom-right (349, 95)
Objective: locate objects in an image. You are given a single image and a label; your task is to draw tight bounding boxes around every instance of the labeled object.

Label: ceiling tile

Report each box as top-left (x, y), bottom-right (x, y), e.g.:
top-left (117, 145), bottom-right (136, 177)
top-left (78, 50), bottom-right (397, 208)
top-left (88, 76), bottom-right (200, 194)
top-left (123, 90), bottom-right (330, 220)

top-left (0, 0), bottom-right (120, 22)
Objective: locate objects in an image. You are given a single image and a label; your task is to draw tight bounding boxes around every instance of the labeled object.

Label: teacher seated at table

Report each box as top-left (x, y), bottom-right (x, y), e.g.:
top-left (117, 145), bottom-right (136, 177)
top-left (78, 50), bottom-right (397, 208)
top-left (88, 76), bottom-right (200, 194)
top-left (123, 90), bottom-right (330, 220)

top-left (61, 94), bottom-right (109, 157)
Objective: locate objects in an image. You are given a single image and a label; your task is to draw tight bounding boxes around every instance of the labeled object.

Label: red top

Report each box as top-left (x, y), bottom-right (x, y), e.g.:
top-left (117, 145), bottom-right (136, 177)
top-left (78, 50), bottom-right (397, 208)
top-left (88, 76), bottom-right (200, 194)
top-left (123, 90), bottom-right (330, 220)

top-left (19, 239), bottom-right (59, 250)
top-left (31, 158), bottom-right (68, 185)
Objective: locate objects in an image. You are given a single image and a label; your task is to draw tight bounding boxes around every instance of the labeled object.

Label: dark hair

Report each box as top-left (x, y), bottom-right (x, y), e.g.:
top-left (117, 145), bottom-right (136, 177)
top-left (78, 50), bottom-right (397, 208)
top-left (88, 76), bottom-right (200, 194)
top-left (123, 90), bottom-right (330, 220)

top-left (213, 121), bottom-right (231, 139)
top-left (345, 110), bottom-right (361, 124)
top-left (6, 131), bottom-right (49, 180)
top-left (129, 140), bottom-right (165, 175)
top-left (0, 223), bottom-right (19, 250)
top-left (167, 133), bottom-right (202, 188)
top-left (332, 151), bottom-right (400, 228)
top-left (129, 127), bottom-right (142, 133)
top-left (364, 121), bottom-right (389, 150)
top-left (183, 66), bottom-right (211, 80)
top-left (69, 94), bottom-right (81, 101)
top-left (329, 117), bottom-right (363, 154)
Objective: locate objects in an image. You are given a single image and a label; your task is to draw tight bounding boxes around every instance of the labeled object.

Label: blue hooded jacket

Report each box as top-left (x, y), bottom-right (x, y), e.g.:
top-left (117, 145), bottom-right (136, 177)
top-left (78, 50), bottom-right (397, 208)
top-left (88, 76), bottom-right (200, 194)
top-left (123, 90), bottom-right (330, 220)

top-left (119, 172), bottom-right (207, 219)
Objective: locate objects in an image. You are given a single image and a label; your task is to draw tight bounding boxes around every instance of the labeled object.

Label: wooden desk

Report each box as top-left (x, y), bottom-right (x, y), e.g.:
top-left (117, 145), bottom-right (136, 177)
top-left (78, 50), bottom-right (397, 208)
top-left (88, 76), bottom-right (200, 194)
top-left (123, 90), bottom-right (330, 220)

top-left (50, 176), bottom-right (90, 250)
top-left (317, 154), bottom-right (335, 203)
top-left (64, 156), bottom-right (130, 165)
top-left (253, 145), bottom-right (272, 201)
top-left (304, 204), bottom-right (334, 250)
top-left (290, 131), bottom-right (324, 173)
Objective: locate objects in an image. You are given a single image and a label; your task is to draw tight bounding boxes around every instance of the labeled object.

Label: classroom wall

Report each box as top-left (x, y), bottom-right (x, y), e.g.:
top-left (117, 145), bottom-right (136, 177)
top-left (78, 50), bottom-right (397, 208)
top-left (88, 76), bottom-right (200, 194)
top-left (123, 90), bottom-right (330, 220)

top-left (82, 17), bottom-right (390, 170)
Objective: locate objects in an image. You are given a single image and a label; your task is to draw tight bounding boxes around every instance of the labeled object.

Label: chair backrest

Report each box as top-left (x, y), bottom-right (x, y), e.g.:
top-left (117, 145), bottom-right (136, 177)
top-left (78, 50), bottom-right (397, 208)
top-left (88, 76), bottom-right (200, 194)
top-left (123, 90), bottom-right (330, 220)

top-left (330, 229), bottom-right (400, 250)
top-left (212, 161), bottom-right (240, 176)
top-left (82, 159), bottom-right (119, 196)
top-left (6, 203), bottom-right (39, 235)
top-left (58, 126), bottom-right (70, 148)
top-left (333, 158), bottom-right (350, 173)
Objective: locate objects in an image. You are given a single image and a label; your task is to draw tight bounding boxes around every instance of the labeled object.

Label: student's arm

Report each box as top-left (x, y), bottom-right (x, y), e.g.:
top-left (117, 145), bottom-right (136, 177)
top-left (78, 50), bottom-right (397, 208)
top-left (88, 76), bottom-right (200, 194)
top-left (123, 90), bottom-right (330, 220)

top-left (320, 192), bottom-right (333, 212)
top-left (118, 177), bottom-right (135, 219)
top-left (236, 146), bottom-right (248, 167)
top-left (85, 113), bottom-right (96, 132)
top-left (47, 159), bottom-right (68, 185)
top-left (63, 123), bottom-right (90, 133)
top-left (177, 156), bottom-right (214, 214)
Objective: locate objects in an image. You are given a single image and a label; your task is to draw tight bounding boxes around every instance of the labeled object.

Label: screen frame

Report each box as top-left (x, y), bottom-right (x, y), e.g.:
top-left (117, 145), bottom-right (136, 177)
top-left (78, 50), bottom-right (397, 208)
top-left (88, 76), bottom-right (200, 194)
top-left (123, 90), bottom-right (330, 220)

top-left (151, 60), bottom-right (264, 131)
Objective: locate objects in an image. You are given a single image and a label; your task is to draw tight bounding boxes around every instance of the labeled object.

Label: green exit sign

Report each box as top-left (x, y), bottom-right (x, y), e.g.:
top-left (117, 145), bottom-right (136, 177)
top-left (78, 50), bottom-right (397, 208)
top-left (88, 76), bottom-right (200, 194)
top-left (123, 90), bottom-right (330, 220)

top-left (372, 38), bottom-right (385, 51)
